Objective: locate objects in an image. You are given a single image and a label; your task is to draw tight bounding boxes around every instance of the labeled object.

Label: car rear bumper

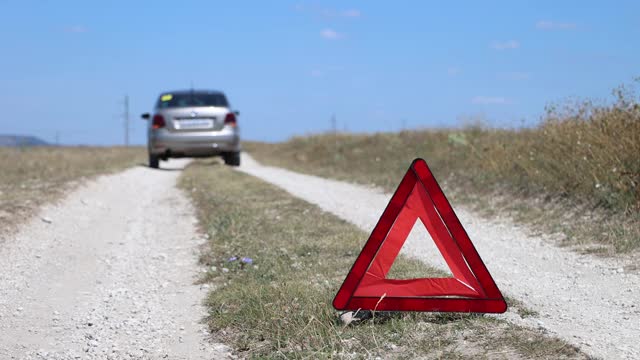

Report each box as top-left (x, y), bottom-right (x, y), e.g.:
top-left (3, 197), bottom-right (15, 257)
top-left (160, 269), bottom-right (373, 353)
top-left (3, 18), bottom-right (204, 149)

top-left (149, 128), bottom-right (241, 157)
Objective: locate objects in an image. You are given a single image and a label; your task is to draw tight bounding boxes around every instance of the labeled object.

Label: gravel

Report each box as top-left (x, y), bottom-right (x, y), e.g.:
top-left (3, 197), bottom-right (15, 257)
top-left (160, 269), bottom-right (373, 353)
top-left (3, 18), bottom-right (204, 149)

top-left (0, 160), bottom-right (232, 359)
top-left (238, 153), bottom-right (640, 360)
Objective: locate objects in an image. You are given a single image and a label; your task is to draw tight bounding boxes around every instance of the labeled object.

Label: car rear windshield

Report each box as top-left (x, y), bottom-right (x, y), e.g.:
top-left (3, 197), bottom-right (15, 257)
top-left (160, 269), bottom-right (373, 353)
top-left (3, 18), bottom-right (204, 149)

top-left (156, 93), bottom-right (229, 108)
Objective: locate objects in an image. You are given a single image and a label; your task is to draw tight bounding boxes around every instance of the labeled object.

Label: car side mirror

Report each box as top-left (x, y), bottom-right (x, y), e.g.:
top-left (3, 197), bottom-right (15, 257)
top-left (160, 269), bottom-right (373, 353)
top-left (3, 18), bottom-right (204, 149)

top-left (233, 111), bottom-right (240, 116)
top-left (141, 113), bottom-right (150, 120)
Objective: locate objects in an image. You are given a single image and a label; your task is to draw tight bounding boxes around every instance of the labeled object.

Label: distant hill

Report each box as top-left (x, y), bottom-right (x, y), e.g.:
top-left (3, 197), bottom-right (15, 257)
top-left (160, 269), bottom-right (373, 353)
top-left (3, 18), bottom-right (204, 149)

top-left (0, 135), bottom-right (50, 147)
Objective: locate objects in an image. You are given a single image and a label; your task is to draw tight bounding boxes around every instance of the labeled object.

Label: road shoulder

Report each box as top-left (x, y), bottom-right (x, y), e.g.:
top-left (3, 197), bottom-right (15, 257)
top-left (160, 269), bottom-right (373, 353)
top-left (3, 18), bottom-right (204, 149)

top-left (0, 159), bottom-right (231, 359)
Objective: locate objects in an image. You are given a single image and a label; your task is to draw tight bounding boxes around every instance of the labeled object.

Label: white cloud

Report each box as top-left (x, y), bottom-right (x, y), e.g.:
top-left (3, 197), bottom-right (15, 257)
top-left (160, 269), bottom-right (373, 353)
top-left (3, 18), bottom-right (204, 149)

top-left (320, 28), bottom-right (342, 40)
top-left (471, 96), bottom-right (509, 105)
top-left (64, 25), bottom-right (88, 33)
top-left (490, 40), bottom-right (520, 50)
top-left (536, 20), bottom-right (577, 30)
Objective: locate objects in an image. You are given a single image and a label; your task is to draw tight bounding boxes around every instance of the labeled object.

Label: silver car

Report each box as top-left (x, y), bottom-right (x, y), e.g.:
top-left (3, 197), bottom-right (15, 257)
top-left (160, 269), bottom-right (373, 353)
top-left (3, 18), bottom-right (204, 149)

top-left (141, 90), bottom-right (241, 168)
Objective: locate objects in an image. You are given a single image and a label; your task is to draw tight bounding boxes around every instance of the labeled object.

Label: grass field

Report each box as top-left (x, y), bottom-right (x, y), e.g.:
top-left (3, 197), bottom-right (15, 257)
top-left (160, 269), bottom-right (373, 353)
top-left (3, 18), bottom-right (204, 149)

top-left (245, 82), bottom-right (640, 256)
top-left (0, 146), bottom-right (145, 234)
top-left (180, 160), bottom-right (586, 359)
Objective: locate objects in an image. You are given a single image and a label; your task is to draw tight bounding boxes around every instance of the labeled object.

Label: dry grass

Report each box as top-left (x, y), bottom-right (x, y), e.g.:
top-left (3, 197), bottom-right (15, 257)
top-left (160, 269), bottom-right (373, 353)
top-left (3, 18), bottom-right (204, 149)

top-left (0, 146), bottom-right (145, 234)
top-left (245, 81), bottom-right (640, 255)
top-left (180, 161), bottom-right (587, 359)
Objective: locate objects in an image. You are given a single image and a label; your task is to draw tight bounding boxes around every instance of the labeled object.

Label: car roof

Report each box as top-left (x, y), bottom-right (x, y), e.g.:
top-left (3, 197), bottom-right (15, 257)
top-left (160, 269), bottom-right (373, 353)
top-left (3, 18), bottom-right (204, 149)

top-left (159, 90), bottom-right (225, 96)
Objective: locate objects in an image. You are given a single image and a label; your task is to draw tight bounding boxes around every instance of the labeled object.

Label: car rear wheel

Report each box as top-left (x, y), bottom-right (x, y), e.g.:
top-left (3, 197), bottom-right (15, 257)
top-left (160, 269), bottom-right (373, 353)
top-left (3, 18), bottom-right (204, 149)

top-left (223, 152), bottom-right (240, 167)
top-left (149, 154), bottom-right (160, 169)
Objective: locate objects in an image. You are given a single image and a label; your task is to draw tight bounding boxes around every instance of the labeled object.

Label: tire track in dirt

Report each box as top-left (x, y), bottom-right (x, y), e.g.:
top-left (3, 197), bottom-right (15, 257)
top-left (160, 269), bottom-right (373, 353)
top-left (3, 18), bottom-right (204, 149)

top-left (238, 153), bottom-right (639, 360)
top-left (0, 160), bottom-right (231, 359)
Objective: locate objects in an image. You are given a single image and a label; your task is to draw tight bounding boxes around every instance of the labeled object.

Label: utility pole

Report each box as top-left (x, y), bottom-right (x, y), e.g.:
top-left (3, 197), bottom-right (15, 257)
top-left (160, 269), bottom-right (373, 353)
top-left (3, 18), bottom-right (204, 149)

top-left (124, 95), bottom-right (130, 147)
top-left (55, 131), bottom-right (60, 146)
top-left (331, 113), bottom-right (337, 134)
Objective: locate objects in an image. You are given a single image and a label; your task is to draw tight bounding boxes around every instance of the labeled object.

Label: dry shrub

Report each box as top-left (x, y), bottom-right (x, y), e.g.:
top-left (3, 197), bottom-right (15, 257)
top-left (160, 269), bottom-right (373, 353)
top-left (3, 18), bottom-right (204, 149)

top-left (245, 80), bottom-right (640, 252)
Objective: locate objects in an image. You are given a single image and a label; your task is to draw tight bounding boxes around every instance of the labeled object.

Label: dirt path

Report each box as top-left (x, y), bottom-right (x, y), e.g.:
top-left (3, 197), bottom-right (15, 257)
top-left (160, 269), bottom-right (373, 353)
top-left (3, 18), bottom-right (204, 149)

top-left (238, 153), bottom-right (639, 360)
top-left (0, 160), bottom-right (231, 359)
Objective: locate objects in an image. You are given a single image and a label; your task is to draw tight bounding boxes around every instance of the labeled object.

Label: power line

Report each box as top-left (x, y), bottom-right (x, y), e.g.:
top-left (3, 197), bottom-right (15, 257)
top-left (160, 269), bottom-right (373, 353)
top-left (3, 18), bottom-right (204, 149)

top-left (123, 95), bottom-right (130, 147)
top-left (331, 113), bottom-right (337, 134)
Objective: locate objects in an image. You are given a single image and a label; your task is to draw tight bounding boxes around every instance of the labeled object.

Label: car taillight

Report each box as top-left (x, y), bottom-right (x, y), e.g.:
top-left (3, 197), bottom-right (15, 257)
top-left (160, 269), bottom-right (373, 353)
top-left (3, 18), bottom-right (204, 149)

top-left (224, 112), bottom-right (237, 127)
top-left (152, 114), bottom-right (165, 129)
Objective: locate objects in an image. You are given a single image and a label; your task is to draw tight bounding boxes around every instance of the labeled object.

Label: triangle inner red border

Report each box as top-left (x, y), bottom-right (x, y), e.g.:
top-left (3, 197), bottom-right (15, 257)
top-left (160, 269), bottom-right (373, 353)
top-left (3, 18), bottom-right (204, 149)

top-left (333, 158), bottom-right (507, 313)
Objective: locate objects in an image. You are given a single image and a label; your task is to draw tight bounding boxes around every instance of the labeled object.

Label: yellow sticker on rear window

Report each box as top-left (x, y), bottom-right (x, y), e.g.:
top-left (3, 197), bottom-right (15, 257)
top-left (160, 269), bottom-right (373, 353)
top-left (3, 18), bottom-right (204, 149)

top-left (161, 94), bottom-right (173, 101)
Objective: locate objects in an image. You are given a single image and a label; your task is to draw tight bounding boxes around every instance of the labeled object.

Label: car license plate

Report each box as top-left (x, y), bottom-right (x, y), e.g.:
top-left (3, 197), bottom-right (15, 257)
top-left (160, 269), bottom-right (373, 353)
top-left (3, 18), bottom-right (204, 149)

top-left (176, 119), bottom-right (213, 130)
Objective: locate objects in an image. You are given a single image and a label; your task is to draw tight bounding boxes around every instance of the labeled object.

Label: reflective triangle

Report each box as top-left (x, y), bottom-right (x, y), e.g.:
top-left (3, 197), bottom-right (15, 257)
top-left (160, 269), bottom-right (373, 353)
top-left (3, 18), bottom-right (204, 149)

top-left (333, 158), bottom-right (507, 313)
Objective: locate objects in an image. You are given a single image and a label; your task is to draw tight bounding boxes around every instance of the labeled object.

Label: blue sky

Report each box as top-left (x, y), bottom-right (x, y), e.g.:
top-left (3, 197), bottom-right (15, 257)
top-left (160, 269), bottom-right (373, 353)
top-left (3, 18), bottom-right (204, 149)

top-left (1, 1), bottom-right (638, 145)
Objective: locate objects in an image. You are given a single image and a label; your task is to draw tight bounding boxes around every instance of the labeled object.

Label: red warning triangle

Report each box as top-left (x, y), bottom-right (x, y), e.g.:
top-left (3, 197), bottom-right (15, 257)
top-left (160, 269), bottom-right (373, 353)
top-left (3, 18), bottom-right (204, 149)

top-left (333, 158), bottom-right (507, 313)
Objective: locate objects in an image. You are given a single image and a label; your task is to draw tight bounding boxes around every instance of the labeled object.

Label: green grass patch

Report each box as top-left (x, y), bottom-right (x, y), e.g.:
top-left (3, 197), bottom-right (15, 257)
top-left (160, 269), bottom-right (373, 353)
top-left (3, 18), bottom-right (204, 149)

top-left (180, 161), bottom-right (587, 359)
top-left (244, 81), bottom-right (640, 255)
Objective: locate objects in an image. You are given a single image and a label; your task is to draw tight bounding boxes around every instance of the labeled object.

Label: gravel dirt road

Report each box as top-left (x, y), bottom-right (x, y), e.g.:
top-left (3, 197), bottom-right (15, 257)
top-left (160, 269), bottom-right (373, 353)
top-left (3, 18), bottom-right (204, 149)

top-left (0, 160), bottom-right (231, 359)
top-left (238, 153), bottom-right (640, 360)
